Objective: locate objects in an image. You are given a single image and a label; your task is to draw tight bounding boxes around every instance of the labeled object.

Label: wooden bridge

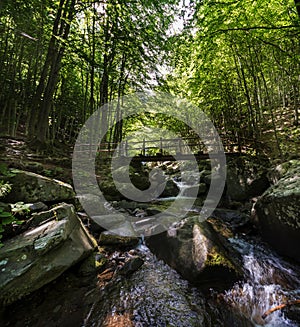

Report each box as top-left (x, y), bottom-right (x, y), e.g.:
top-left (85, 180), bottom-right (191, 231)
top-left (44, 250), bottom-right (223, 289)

top-left (75, 135), bottom-right (256, 161)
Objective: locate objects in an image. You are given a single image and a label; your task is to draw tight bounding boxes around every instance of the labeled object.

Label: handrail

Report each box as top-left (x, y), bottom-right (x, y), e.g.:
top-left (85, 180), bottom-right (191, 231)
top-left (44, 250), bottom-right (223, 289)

top-left (74, 135), bottom-right (258, 158)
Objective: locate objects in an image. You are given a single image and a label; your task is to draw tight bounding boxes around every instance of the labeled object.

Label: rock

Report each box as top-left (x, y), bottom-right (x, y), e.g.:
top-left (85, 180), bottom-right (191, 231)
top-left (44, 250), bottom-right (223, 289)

top-left (254, 163), bottom-right (300, 262)
top-left (0, 203), bottom-right (96, 305)
top-left (75, 193), bottom-right (112, 216)
top-left (160, 179), bottom-right (179, 197)
top-left (117, 200), bottom-right (148, 210)
top-left (28, 202), bottom-right (48, 213)
top-left (181, 183), bottom-right (207, 197)
top-left (267, 159), bottom-right (300, 184)
top-left (99, 231), bottom-right (139, 247)
top-left (118, 256), bottom-right (144, 276)
top-left (1, 169), bottom-right (75, 203)
top-left (211, 209), bottom-right (251, 234)
top-left (226, 156), bottom-right (270, 201)
top-left (92, 214), bottom-right (136, 236)
top-left (77, 253), bottom-right (106, 276)
top-left (146, 216), bottom-right (242, 290)
top-left (29, 203), bottom-right (74, 227)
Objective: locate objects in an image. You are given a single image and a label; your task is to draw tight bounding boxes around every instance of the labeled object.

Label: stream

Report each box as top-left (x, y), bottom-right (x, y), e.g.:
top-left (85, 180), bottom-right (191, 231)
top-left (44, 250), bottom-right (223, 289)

top-left (83, 235), bottom-right (300, 327)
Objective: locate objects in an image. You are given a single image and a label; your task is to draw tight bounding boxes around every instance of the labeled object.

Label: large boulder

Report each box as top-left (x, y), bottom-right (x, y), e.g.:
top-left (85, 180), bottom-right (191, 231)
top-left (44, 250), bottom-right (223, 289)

top-left (254, 162), bottom-right (300, 262)
top-left (2, 169), bottom-right (75, 203)
top-left (160, 179), bottom-right (179, 197)
top-left (226, 156), bottom-right (270, 201)
top-left (267, 159), bottom-right (300, 184)
top-left (146, 216), bottom-right (242, 290)
top-left (0, 203), bottom-right (96, 305)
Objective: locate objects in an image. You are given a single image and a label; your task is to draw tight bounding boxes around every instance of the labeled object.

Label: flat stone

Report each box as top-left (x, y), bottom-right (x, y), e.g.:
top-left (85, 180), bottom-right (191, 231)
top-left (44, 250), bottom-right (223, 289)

top-left (0, 203), bottom-right (96, 306)
top-left (2, 169), bottom-right (75, 203)
top-left (99, 231), bottom-right (139, 247)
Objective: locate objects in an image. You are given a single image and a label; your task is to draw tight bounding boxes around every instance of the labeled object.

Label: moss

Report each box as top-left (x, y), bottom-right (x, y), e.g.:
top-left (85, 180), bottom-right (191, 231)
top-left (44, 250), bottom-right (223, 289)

top-left (206, 247), bottom-right (235, 270)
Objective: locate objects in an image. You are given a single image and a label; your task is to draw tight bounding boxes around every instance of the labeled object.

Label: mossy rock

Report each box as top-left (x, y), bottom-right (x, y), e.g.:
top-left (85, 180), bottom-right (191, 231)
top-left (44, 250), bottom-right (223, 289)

top-left (147, 216), bottom-right (242, 291)
top-left (1, 169), bottom-right (75, 203)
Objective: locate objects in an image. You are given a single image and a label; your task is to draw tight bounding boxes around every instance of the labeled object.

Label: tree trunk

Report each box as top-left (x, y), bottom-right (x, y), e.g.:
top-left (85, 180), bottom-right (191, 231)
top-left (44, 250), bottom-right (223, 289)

top-left (28, 0), bottom-right (76, 146)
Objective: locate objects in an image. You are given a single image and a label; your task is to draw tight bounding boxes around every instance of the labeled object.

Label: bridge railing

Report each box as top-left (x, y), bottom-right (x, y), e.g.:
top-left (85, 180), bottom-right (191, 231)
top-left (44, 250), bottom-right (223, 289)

top-left (74, 135), bottom-right (258, 158)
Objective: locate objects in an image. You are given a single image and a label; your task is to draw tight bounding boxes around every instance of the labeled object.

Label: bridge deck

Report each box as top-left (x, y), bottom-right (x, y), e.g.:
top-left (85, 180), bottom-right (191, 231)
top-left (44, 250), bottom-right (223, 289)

top-left (130, 152), bottom-right (241, 162)
top-left (75, 135), bottom-right (255, 161)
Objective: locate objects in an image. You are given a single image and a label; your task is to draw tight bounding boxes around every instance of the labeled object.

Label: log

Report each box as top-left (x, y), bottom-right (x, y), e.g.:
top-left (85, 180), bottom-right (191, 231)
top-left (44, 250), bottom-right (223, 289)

top-left (262, 300), bottom-right (300, 319)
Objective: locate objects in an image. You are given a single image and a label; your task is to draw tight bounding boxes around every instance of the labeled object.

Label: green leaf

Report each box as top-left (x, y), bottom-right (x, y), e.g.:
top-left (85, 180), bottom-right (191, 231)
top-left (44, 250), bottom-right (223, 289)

top-left (1, 216), bottom-right (15, 225)
top-left (0, 211), bottom-right (13, 218)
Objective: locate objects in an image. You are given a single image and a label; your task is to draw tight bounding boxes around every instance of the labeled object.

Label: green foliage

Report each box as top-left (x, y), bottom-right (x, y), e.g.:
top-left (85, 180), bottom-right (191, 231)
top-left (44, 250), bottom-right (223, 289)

top-left (0, 181), bottom-right (12, 198)
top-left (0, 205), bottom-right (15, 245)
top-left (0, 163), bottom-right (15, 177)
top-left (10, 202), bottom-right (30, 216)
top-left (164, 0), bottom-right (300, 157)
top-left (0, 164), bottom-right (23, 245)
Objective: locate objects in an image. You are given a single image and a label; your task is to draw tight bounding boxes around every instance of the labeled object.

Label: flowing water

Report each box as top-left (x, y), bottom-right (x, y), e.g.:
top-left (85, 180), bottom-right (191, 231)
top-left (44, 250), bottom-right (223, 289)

top-left (83, 244), bottom-right (210, 326)
top-left (83, 236), bottom-right (300, 327)
top-left (81, 170), bottom-right (300, 326)
top-left (223, 237), bottom-right (300, 327)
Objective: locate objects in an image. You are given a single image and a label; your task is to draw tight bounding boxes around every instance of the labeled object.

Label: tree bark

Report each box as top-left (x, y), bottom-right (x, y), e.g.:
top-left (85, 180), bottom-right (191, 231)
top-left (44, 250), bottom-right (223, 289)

top-left (28, 0), bottom-right (76, 146)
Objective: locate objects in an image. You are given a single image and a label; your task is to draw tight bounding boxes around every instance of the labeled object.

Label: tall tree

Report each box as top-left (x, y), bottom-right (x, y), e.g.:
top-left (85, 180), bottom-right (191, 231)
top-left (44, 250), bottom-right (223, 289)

top-left (28, 0), bottom-right (76, 145)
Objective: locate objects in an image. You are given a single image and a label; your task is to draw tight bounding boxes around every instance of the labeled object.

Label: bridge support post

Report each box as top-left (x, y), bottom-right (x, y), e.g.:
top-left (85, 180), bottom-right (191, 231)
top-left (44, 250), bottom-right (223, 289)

top-left (178, 138), bottom-right (182, 154)
top-left (159, 137), bottom-right (163, 155)
top-left (142, 139), bottom-right (146, 156)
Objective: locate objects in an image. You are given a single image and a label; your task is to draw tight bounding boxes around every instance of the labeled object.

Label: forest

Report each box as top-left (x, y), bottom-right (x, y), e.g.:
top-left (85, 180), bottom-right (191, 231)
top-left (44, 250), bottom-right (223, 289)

top-left (0, 0), bottom-right (299, 158)
top-left (1, 1), bottom-right (300, 326)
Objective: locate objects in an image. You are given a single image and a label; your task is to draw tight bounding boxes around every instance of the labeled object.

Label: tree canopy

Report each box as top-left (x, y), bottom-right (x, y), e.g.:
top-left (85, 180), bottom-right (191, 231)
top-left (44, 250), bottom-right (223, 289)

top-left (0, 0), bottom-right (299, 157)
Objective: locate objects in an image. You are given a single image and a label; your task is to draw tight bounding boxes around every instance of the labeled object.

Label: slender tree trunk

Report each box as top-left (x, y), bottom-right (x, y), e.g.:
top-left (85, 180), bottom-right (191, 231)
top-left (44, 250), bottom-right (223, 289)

top-left (28, 0), bottom-right (76, 146)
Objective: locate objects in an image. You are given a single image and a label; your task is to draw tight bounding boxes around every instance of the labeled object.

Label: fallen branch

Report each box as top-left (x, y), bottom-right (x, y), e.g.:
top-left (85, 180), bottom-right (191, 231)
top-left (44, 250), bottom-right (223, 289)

top-left (262, 300), bottom-right (300, 319)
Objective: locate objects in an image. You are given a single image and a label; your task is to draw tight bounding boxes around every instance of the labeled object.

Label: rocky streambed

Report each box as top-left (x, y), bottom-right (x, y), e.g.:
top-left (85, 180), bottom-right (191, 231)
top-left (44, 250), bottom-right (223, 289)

top-left (0, 156), bottom-right (300, 326)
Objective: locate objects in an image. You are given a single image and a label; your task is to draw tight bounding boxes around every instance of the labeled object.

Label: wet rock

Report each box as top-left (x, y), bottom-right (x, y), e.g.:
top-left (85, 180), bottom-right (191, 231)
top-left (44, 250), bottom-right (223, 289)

top-left (226, 156), bottom-right (270, 201)
top-left (211, 208), bottom-right (251, 234)
top-left (0, 203), bottom-right (96, 306)
top-left (181, 183), bottom-right (207, 197)
top-left (28, 202), bottom-right (48, 213)
top-left (147, 216), bottom-right (242, 291)
top-left (1, 169), bottom-right (75, 203)
top-left (254, 162), bottom-right (300, 262)
top-left (92, 214), bottom-right (136, 236)
top-left (75, 194), bottom-right (112, 216)
top-left (99, 231), bottom-right (139, 248)
top-left (100, 165), bottom-right (151, 201)
top-left (118, 256), bottom-right (144, 276)
top-left (160, 179), bottom-right (179, 197)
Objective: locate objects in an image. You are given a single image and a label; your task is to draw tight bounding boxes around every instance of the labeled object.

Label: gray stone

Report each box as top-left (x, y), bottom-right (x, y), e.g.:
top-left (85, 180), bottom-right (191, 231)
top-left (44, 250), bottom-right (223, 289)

top-left (160, 179), bottom-right (179, 197)
top-left (147, 216), bottom-right (242, 290)
top-left (99, 231), bottom-right (139, 247)
top-left (118, 256), bottom-right (144, 276)
top-left (255, 162), bottom-right (300, 262)
top-left (181, 183), bottom-right (207, 197)
top-left (0, 203), bottom-right (96, 305)
top-left (2, 169), bottom-right (75, 203)
top-left (28, 202), bottom-right (48, 213)
top-left (226, 157), bottom-right (270, 201)
top-left (267, 159), bottom-right (300, 184)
